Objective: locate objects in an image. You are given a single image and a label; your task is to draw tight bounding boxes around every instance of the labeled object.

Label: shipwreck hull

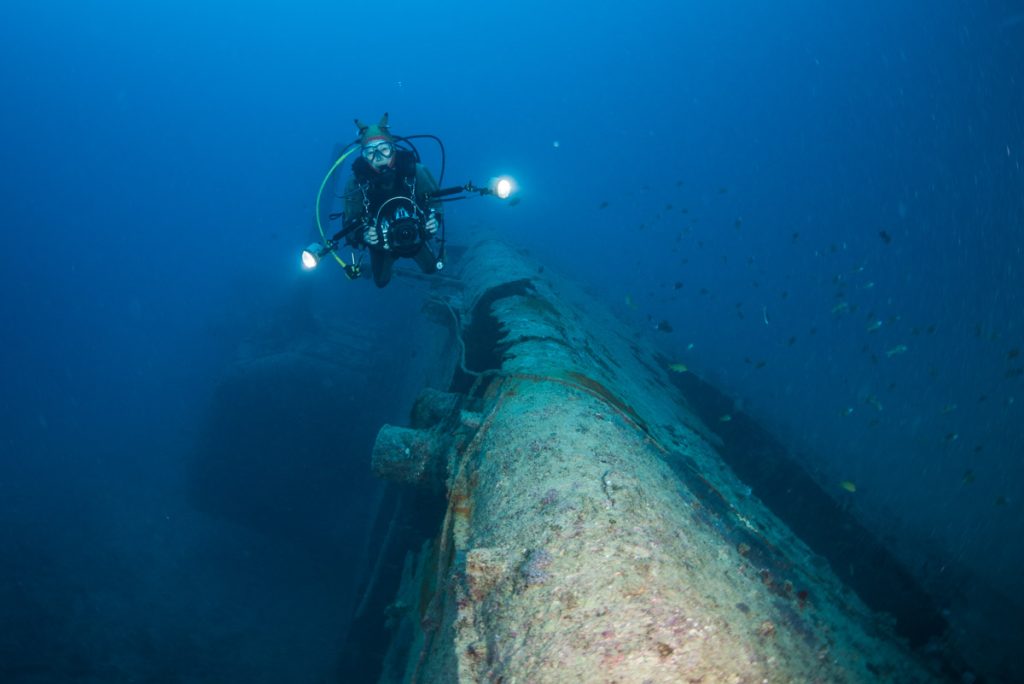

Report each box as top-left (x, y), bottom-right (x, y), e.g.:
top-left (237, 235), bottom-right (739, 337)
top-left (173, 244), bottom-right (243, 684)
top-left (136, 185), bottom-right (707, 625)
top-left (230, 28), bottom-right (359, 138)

top-left (369, 240), bottom-right (945, 683)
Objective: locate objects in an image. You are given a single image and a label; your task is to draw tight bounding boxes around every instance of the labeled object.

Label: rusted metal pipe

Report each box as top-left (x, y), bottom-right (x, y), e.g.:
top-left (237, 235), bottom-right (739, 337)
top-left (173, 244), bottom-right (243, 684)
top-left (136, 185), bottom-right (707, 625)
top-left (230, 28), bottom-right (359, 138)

top-left (377, 240), bottom-right (942, 683)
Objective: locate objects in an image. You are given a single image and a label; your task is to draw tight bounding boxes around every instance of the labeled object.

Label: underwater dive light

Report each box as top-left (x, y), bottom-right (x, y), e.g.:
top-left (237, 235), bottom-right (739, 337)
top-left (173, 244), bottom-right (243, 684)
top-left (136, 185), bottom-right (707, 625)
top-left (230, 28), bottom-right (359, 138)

top-left (432, 176), bottom-right (517, 201)
top-left (494, 176), bottom-right (514, 200)
top-left (302, 242), bottom-right (328, 269)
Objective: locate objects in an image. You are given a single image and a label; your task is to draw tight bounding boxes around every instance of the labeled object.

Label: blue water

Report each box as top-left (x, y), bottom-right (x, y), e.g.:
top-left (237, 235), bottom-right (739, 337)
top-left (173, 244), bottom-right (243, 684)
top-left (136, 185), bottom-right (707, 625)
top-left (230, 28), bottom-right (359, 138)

top-left (2, 1), bottom-right (1022, 681)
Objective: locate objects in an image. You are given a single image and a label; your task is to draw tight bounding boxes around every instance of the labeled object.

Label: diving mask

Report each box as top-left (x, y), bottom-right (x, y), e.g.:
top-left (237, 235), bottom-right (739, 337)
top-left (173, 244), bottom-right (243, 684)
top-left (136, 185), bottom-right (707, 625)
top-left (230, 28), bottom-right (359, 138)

top-left (362, 141), bottom-right (395, 162)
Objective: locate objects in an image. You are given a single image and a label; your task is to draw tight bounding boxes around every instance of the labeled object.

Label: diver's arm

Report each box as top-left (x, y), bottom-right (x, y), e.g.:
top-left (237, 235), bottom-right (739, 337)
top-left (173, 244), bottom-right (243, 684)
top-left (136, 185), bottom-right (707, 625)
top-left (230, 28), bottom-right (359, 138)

top-left (416, 164), bottom-right (444, 219)
top-left (342, 178), bottom-right (368, 247)
top-left (415, 164), bottom-right (443, 239)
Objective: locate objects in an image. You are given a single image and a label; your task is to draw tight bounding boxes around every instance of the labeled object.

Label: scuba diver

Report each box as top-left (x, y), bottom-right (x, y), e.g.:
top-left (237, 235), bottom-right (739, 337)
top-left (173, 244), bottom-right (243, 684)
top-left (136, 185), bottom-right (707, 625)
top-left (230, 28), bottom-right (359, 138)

top-left (343, 113), bottom-right (443, 288)
top-left (302, 113), bottom-right (516, 283)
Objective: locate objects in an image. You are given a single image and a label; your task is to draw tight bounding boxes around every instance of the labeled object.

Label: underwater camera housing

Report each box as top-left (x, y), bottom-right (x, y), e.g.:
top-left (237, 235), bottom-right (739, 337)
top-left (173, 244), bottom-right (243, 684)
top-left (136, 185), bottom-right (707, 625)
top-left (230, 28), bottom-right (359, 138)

top-left (376, 196), bottom-right (425, 257)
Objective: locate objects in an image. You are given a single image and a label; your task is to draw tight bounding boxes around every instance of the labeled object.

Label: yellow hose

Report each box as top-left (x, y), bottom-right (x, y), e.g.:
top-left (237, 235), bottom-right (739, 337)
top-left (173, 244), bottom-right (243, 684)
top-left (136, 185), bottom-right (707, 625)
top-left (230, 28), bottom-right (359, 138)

top-left (315, 145), bottom-right (359, 271)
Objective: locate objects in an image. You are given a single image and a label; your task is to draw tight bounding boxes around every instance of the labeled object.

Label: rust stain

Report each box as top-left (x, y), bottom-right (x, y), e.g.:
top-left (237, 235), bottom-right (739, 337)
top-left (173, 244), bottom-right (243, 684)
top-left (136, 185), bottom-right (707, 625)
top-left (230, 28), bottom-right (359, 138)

top-left (512, 370), bottom-right (656, 444)
top-left (564, 371), bottom-right (641, 424)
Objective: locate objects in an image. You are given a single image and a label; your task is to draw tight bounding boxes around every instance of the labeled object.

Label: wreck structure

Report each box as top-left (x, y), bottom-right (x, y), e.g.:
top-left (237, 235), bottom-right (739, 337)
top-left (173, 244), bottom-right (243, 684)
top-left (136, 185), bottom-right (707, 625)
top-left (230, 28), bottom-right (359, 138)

top-left (348, 240), bottom-right (959, 683)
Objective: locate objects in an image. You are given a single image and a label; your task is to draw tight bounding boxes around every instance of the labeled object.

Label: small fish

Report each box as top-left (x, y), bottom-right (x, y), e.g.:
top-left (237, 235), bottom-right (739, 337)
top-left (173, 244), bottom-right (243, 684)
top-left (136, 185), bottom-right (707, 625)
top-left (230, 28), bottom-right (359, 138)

top-left (866, 320), bottom-right (883, 332)
top-left (861, 281), bottom-right (875, 290)
top-left (599, 201), bottom-right (609, 209)
top-left (941, 403), bottom-right (957, 414)
top-left (879, 230), bottom-right (892, 244)
top-left (655, 320), bottom-right (673, 333)
top-left (840, 481), bottom-right (857, 493)
top-left (944, 432), bottom-right (959, 442)
top-left (507, 197), bottom-right (522, 206)
top-left (673, 281), bottom-right (683, 290)
top-left (962, 469), bottom-right (975, 485)
top-left (625, 295), bottom-right (636, 309)
top-left (885, 344), bottom-right (908, 358)
top-left (995, 495), bottom-right (1009, 507)
top-left (840, 407), bottom-right (855, 416)
top-left (719, 414), bottom-right (733, 422)
top-left (866, 396), bottom-right (883, 411)
top-left (686, 343), bottom-right (695, 350)
top-left (831, 302), bottom-right (850, 315)
top-left (668, 363), bottom-right (688, 373)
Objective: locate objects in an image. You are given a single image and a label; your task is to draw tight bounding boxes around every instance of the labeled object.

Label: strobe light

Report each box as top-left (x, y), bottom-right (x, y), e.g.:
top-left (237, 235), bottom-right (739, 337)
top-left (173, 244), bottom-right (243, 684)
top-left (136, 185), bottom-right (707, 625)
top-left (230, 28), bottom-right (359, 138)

top-left (301, 243), bottom-right (324, 269)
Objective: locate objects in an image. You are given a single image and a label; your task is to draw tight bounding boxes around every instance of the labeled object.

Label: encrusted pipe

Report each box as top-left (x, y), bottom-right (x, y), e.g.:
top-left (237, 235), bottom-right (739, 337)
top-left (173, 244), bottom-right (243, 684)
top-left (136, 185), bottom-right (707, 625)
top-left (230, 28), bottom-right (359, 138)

top-left (378, 240), bottom-right (943, 683)
top-left (371, 425), bottom-right (435, 486)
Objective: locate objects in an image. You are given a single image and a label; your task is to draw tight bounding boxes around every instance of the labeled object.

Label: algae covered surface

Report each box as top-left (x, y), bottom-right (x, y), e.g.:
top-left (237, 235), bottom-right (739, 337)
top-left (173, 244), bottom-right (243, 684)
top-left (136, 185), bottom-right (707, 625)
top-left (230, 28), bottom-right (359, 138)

top-left (381, 242), bottom-right (941, 683)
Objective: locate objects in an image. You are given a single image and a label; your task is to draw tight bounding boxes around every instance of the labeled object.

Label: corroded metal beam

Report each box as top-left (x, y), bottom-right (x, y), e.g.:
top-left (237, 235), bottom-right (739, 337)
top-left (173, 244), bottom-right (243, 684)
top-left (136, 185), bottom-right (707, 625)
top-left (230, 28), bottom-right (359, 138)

top-left (375, 240), bottom-right (941, 683)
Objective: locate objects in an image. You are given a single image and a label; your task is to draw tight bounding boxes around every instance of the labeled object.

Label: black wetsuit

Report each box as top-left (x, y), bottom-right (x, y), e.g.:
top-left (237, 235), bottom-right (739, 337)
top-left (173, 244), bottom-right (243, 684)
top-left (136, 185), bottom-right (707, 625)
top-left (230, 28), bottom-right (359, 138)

top-left (343, 149), bottom-right (442, 288)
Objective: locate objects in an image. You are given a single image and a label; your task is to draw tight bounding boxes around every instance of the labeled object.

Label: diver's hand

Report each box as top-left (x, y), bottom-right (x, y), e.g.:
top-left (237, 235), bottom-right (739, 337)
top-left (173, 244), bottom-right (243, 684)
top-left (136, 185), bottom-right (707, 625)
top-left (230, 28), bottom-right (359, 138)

top-left (425, 215), bottom-right (439, 236)
top-left (363, 226), bottom-right (379, 246)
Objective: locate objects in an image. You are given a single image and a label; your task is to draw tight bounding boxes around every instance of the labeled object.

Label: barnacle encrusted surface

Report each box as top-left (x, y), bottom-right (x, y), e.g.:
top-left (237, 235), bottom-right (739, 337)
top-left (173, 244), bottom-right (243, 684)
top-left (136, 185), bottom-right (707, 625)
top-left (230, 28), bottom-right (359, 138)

top-left (380, 241), bottom-right (941, 684)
